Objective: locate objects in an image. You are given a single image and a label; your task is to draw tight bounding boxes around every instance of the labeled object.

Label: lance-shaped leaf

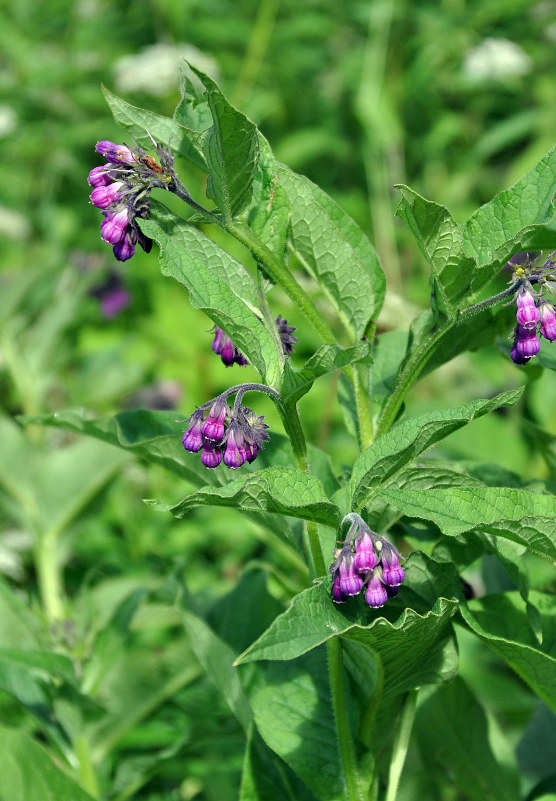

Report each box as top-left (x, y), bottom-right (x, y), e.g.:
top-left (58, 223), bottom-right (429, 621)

top-left (277, 164), bottom-right (385, 339)
top-left (460, 592), bottom-right (556, 713)
top-left (161, 467), bottom-right (342, 528)
top-left (462, 144), bottom-right (556, 294)
top-left (102, 85), bottom-right (206, 170)
top-left (395, 185), bottom-right (476, 317)
top-left (375, 487), bottom-right (556, 562)
top-left (247, 132), bottom-right (290, 257)
top-left (281, 342), bottom-right (372, 405)
top-left (141, 203), bottom-right (283, 387)
top-left (189, 65), bottom-right (259, 221)
top-left (348, 388), bottom-right (523, 510)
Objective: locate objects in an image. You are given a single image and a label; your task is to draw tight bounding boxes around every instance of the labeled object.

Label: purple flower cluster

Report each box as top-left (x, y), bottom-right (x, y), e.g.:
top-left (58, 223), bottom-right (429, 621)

top-left (511, 288), bottom-right (556, 364)
top-left (89, 138), bottom-right (177, 262)
top-left (211, 316), bottom-right (297, 367)
top-left (329, 516), bottom-right (405, 608)
top-left (182, 397), bottom-right (269, 469)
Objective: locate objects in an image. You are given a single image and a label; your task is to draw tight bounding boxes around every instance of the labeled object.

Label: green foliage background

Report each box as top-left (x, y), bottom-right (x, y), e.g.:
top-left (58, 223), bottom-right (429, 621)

top-left (1, 1), bottom-right (556, 799)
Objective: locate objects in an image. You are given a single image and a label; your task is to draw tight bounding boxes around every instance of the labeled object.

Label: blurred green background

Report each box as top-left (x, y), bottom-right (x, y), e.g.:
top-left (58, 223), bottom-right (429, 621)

top-left (1, 1), bottom-right (556, 798)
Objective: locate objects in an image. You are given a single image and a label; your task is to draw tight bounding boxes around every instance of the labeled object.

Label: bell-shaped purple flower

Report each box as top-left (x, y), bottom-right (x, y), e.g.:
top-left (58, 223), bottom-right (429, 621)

top-left (90, 181), bottom-right (125, 210)
top-left (223, 425), bottom-right (247, 469)
top-left (101, 208), bottom-right (129, 244)
top-left (540, 304), bottom-right (556, 342)
top-left (353, 532), bottom-right (378, 573)
top-left (338, 555), bottom-right (363, 596)
top-left (113, 230), bottom-right (137, 262)
top-left (244, 441), bottom-right (258, 463)
top-left (365, 572), bottom-right (388, 608)
top-left (201, 441), bottom-right (222, 468)
top-left (88, 165), bottom-right (113, 187)
top-left (202, 401), bottom-right (228, 442)
top-left (381, 547), bottom-right (405, 587)
top-left (515, 326), bottom-right (540, 359)
top-left (95, 140), bottom-right (135, 165)
top-left (332, 576), bottom-right (347, 603)
top-left (182, 415), bottom-right (204, 453)
top-left (516, 290), bottom-right (540, 329)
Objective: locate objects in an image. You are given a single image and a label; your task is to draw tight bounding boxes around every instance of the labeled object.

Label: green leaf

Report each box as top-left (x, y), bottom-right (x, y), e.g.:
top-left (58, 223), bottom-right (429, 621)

top-left (247, 132), bottom-right (290, 257)
top-left (0, 726), bottom-right (96, 801)
top-left (280, 341), bottom-right (372, 405)
top-left (102, 85), bottom-right (207, 170)
top-left (349, 388), bottom-right (523, 510)
top-left (162, 467), bottom-right (342, 528)
top-left (277, 164), bottom-right (386, 339)
top-left (249, 648), bottom-right (347, 801)
top-left (461, 592), bottom-right (556, 713)
top-left (140, 202), bottom-right (283, 386)
top-left (377, 487), bottom-right (556, 562)
top-left (462, 144), bottom-right (556, 293)
top-left (240, 726), bottom-right (318, 801)
top-left (189, 65), bottom-right (259, 220)
top-left (415, 678), bottom-right (521, 801)
top-left (395, 185), bottom-right (475, 317)
top-left (174, 66), bottom-right (213, 132)
top-left (370, 330), bottom-right (409, 412)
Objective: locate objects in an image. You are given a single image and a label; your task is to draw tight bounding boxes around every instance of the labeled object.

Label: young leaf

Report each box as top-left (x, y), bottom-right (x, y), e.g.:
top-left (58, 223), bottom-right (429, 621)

top-left (376, 487), bottom-right (556, 562)
top-left (277, 164), bottom-right (386, 339)
top-left (140, 203), bottom-right (283, 387)
top-left (174, 66), bottom-right (213, 132)
top-left (280, 341), bottom-right (372, 405)
top-left (395, 186), bottom-right (475, 317)
top-left (162, 467), bottom-right (342, 528)
top-left (461, 592), bottom-right (556, 713)
top-left (415, 678), bottom-right (521, 801)
top-left (462, 144), bottom-right (556, 294)
top-left (189, 65), bottom-right (260, 221)
top-left (0, 726), bottom-right (96, 801)
top-left (349, 388), bottom-right (523, 510)
top-left (102, 85), bottom-right (207, 170)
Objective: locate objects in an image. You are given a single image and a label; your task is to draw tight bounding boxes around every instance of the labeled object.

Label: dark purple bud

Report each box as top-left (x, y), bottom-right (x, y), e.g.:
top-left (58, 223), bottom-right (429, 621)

top-left (332, 576), bottom-right (348, 603)
top-left (353, 532), bottom-right (378, 574)
top-left (220, 337), bottom-right (235, 366)
top-left (223, 426), bottom-right (247, 469)
top-left (101, 208), bottom-right (129, 244)
top-left (211, 327), bottom-right (224, 354)
top-left (202, 401), bottom-right (228, 441)
top-left (516, 290), bottom-right (540, 329)
top-left (381, 547), bottom-right (405, 587)
top-left (365, 572), bottom-right (388, 608)
top-left (540, 304), bottom-right (556, 342)
top-left (516, 326), bottom-right (540, 358)
top-left (244, 441), bottom-right (258, 463)
top-left (95, 140), bottom-right (135, 165)
top-left (182, 416), bottom-right (204, 453)
top-left (113, 230), bottom-right (137, 262)
top-left (88, 165), bottom-right (113, 187)
top-left (338, 555), bottom-right (363, 596)
top-left (201, 441), bottom-right (222, 468)
top-left (90, 181), bottom-right (124, 210)
top-left (275, 315), bottom-right (297, 356)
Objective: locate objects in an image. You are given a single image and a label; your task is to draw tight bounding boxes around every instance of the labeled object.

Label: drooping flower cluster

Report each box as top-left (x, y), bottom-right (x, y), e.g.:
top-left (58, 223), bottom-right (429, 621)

top-left (507, 255), bottom-right (556, 365)
top-left (211, 316), bottom-right (297, 367)
top-left (329, 515), bottom-right (405, 608)
top-left (182, 394), bottom-right (269, 469)
top-left (88, 138), bottom-right (177, 261)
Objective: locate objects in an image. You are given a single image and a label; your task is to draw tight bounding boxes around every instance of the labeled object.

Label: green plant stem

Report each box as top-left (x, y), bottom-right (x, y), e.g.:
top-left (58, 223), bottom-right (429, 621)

top-left (352, 365), bottom-right (372, 450)
top-left (74, 734), bottom-right (100, 799)
top-left (375, 319), bottom-right (453, 437)
top-left (384, 690), bottom-right (418, 801)
top-left (35, 531), bottom-right (64, 622)
top-left (327, 637), bottom-right (362, 801)
top-left (232, 0), bottom-right (279, 108)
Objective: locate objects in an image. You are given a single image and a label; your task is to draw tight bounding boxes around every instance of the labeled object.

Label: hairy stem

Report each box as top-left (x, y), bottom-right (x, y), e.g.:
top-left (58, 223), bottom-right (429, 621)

top-left (384, 690), bottom-right (418, 801)
top-left (35, 532), bottom-right (65, 622)
top-left (328, 637), bottom-right (363, 801)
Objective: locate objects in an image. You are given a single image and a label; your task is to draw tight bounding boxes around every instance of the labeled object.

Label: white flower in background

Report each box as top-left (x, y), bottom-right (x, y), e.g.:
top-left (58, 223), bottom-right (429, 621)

top-left (463, 38), bottom-right (532, 80)
top-left (114, 43), bottom-right (219, 96)
top-left (0, 105), bottom-right (17, 138)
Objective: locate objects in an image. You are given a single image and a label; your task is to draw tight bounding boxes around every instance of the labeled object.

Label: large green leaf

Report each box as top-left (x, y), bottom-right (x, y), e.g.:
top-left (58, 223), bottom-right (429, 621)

top-left (247, 132), bottom-right (290, 257)
top-left (415, 678), bottom-right (520, 801)
top-left (0, 726), bottom-right (96, 801)
top-left (141, 203), bottom-right (283, 386)
top-left (462, 144), bottom-right (556, 294)
top-left (376, 487), bottom-right (556, 562)
top-left (277, 164), bottom-right (385, 339)
top-left (395, 186), bottom-right (475, 318)
top-left (348, 388), bottom-right (523, 510)
top-left (240, 726), bottom-right (318, 801)
top-left (190, 66), bottom-right (259, 221)
top-left (280, 342), bottom-right (372, 405)
top-left (158, 467), bottom-right (342, 528)
top-left (461, 592), bottom-right (556, 712)
top-left (102, 85), bottom-right (207, 170)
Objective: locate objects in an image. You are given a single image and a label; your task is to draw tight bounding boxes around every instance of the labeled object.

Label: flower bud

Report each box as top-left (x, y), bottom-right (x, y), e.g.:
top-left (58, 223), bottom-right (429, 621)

top-left (88, 165), bottom-right (113, 187)
top-left (90, 181), bottom-right (124, 209)
top-left (101, 208), bottom-right (129, 244)
top-left (516, 290), bottom-right (540, 329)
top-left (338, 555), bottom-right (363, 596)
top-left (365, 572), bottom-right (388, 608)
top-left (202, 401), bottom-right (228, 441)
top-left (182, 416), bottom-right (204, 453)
top-left (540, 304), bottom-right (556, 342)
top-left (353, 532), bottom-right (378, 573)
top-left (381, 547), bottom-right (405, 587)
top-left (223, 426), bottom-right (247, 469)
top-left (95, 140), bottom-right (135, 165)
top-left (515, 326), bottom-right (540, 359)
top-left (201, 441), bottom-right (222, 468)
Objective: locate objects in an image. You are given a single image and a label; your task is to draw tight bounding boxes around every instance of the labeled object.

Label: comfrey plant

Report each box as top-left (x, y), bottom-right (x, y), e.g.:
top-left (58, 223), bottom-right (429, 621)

top-left (30, 69), bottom-right (556, 800)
